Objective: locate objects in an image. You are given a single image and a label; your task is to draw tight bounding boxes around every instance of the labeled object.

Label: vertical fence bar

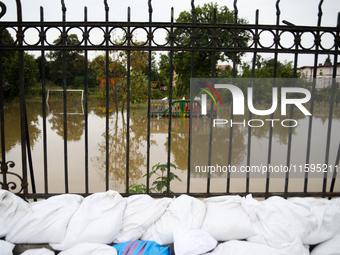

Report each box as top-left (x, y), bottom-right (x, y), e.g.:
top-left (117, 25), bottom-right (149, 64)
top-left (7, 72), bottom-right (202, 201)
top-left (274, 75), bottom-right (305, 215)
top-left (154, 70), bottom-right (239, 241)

top-left (227, 0), bottom-right (238, 193)
top-left (104, 0), bottom-right (110, 191)
top-left (0, 3), bottom-right (6, 174)
top-left (246, 9), bottom-right (259, 193)
top-left (206, 8), bottom-right (217, 194)
top-left (329, 12), bottom-right (340, 194)
top-left (25, 106), bottom-right (36, 199)
top-left (0, 3), bottom-right (9, 191)
top-left (284, 23), bottom-right (299, 194)
top-left (265, 0), bottom-right (280, 195)
top-left (126, 6), bottom-right (131, 193)
top-left (167, 4), bottom-right (174, 194)
top-left (323, 59), bottom-right (337, 193)
top-left (0, 40), bottom-right (6, 190)
top-left (146, 1), bottom-right (152, 194)
top-left (323, 12), bottom-right (339, 193)
top-left (61, 0), bottom-right (68, 193)
top-left (187, 0), bottom-right (195, 194)
top-left (40, 6), bottom-right (48, 195)
top-left (16, 0), bottom-right (28, 196)
top-left (330, 140), bottom-right (340, 193)
top-left (84, 6), bottom-right (89, 194)
top-left (0, 55), bottom-right (3, 164)
top-left (305, 0), bottom-right (324, 193)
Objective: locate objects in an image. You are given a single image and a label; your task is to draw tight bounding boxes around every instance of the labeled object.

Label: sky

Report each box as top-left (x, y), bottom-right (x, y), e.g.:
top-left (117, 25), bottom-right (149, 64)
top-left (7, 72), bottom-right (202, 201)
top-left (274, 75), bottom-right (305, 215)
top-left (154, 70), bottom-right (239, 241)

top-left (0, 0), bottom-right (339, 67)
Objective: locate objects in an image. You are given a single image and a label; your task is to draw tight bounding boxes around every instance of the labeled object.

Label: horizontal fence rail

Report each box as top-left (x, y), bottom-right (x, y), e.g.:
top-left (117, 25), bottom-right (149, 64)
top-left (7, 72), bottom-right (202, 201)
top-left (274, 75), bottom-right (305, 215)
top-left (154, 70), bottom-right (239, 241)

top-left (0, 22), bottom-right (339, 54)
top-left (0, 0), bottom-right (340, 199)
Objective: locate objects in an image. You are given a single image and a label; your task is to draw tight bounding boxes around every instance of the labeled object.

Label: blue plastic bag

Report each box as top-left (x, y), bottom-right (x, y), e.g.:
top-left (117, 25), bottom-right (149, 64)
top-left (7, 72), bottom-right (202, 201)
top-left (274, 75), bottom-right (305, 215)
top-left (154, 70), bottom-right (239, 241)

top-left (113, 240), bottom-right (171, 255)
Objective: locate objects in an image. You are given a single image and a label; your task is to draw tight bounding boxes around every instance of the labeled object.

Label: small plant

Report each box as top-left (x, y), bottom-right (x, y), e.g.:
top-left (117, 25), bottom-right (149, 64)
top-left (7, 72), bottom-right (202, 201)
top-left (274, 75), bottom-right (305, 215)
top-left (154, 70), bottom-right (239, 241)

top-left (129, 162), bottom-right (181, 194)
top-left (128, 183), bottom-right (147, 193)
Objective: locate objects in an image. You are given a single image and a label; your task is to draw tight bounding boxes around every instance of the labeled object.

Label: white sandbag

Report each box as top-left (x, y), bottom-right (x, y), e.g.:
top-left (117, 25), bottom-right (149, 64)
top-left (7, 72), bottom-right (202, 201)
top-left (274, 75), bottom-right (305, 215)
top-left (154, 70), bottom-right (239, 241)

top-left (289, 197), bottom-right (340, 244)
top-left (204, 237), bottom-right (309, 255)
top-left (0, 190), bottom-right (30, 238)
top-left (142, 194), bottom-right (206, 245)
top-left (174, 228), bottom-right (217, 255)
top-left (50, 190), bottom-right (126, 251)
top-left (311, 234), bottom-right (340, 255)
top-left (279, 236), bottom-right (310, 255)
top-left (0, 240), bottom-right (14, 255)
top-left (244, 195), bottom-right (317, 248)
top-left (115, 195), bottom-right (172, 243)
top-left (6, 194), bottom-right (83, 244)
top-left (19, 248), bottom-right (55, 255)
top-left (204, 240), bottom-right (282, 255)
top-left (58, 243), bottom-right (117, 255)
top-left (201, 195), bottom-right (256, 241)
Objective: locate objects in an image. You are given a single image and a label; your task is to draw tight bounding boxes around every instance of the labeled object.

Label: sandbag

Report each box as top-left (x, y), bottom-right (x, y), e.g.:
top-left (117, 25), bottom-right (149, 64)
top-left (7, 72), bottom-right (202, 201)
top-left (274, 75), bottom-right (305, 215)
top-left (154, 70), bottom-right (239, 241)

top-left (0, 240), bottom-right (15, 255)
top-left (59, 243), bottom-right (118, 255)
top-left (19, 248), bottom-right (55, 255)
top-left (311, 234), bottom-right (340, 255)
top-left (6, 194), bottom-right (83, 244)
top-left (204, 237), bottom-right (309, 255)
top-left (244, 195), bottom-right (317, 248)
top-left (289, 197), bottom-right (340, 244)
top-left (201, 195), bottom-right (256, 241)
top-left (174, 228), bottom-right (217, 255)
top-left (142, 195), bottom-right (206, 245)
top-left (0, 190), bottom-right (30, 238)
top-left (115, 195), bottom-right (172, 243)
top-left (50, 190), bottom-right (126, 251)
top-left (204, 240), bottom-right (282, 255)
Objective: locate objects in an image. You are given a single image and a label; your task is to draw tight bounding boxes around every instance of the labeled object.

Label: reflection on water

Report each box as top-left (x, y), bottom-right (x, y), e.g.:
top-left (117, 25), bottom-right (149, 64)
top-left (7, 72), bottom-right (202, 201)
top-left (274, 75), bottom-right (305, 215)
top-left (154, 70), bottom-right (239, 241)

top-left (191, 107), bottom-right (309, 178)
top-left (0, 100), bottom-right (339, 194)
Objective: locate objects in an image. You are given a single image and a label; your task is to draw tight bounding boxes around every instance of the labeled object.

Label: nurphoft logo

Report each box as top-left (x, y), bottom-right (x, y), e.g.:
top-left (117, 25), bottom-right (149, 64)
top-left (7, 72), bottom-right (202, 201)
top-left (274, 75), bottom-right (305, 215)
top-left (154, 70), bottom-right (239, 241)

top-left (201, 84), bottom-right (311, 116)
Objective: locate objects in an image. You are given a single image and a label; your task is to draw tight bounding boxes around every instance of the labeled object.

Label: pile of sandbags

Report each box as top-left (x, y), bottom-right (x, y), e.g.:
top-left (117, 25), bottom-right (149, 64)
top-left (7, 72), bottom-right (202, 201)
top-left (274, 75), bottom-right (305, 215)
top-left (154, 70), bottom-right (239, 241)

top-left (1, 189), bottom-right (340, 255)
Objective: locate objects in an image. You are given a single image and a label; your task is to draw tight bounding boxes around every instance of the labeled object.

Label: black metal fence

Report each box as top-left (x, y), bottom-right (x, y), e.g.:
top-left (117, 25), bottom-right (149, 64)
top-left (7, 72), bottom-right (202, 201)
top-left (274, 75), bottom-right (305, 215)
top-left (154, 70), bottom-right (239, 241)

top-left (0, 0), bottom-right (340, 199)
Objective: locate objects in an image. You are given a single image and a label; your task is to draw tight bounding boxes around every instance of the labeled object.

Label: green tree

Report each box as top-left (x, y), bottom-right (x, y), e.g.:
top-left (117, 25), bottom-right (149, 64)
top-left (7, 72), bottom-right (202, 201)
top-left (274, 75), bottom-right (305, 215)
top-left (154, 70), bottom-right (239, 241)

top-left (240, 56), bottom-right (299, 104)
top-left (72, 69), bottom-right (98, 89)
top-left (159, 3), bottom-right (249, 96)
top-left (241, 57), bottom-right (295, 79)
top-left (1, 29), bottom-right (39, 99)
top-left (3, 53), bottom-right (39, 98)
top-left (36, 55), bottom-right (51, 82)
top-left (158, 53), bottom-right (170, 88)
top-left (47, 34), bottom-right (84, 87)
top-left (114, 41), bottom-right (158, 111)
top-left (1, 29), bottom-right (15, 62)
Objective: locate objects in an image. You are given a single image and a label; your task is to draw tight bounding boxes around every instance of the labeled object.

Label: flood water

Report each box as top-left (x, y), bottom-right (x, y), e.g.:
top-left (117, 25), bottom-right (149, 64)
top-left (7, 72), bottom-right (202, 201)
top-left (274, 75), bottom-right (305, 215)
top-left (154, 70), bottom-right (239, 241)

top-left (1, 99), bottom-right (340, 195)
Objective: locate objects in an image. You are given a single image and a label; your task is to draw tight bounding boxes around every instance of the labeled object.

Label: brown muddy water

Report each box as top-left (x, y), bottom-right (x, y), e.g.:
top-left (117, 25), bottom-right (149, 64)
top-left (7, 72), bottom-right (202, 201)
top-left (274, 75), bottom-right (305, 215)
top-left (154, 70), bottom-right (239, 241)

top-left (1, 99), bottom-right (339, 195)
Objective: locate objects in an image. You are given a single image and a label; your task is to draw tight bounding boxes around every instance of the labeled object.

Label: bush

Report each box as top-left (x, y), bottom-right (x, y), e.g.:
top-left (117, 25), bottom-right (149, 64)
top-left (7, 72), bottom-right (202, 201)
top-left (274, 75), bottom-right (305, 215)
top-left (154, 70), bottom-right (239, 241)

top-left (2, 53), bottom-right (39, 99)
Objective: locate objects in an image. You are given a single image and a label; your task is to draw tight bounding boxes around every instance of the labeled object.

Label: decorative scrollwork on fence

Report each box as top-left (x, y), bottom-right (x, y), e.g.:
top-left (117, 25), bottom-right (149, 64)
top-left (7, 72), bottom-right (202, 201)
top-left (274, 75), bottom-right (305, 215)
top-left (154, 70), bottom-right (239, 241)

top-left (0, 160), bottom-right (27, 194)
top-left (0, 1), bottom-right (6, 20)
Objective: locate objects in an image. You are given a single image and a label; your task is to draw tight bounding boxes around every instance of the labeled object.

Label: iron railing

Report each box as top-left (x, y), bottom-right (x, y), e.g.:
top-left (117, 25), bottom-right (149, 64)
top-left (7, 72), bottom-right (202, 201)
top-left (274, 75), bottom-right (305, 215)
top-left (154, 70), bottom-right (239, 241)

top-left (0, 0), bottom-right (340, 199)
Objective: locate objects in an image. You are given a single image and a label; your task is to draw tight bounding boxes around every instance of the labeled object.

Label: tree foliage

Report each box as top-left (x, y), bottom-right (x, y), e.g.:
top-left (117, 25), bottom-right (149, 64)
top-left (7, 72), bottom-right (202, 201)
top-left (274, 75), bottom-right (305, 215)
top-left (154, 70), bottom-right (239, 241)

top-left (36, 55), bottom-right (51, 82)
top-left (241, 56), bottom-right (296, 79)
top-left (1, 29), bottom-right (39, 99)
top-left (159, 3), bottom-right (249, 96)
top-left (240, 57), bottom-right (298, 104)
top-left (47, 34), bottom-right (92, 87)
